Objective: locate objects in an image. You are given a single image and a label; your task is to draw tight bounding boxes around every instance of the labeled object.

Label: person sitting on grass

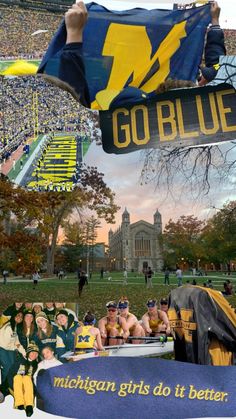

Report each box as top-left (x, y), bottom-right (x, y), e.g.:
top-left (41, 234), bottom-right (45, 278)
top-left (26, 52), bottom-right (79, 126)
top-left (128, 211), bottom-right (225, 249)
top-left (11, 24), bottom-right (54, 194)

top-left (74, 312), bottom-right (104, 353)
top-left (0, 342), bottom-right (39, 417)
top-left (222, 280), bottom-right (233, 296)
top-left (118, 298), bottom-right (145, 344)
top-left (141, 299), bottom-right (171, 337)
top-left (98, 301), bottom-right (129, 346)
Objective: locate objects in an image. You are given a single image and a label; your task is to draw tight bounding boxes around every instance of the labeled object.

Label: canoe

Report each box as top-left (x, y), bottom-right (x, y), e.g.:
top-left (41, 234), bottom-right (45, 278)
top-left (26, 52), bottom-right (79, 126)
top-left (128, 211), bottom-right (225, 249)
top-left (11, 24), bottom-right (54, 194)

top-left (62, 340), bottom-right (174, 361)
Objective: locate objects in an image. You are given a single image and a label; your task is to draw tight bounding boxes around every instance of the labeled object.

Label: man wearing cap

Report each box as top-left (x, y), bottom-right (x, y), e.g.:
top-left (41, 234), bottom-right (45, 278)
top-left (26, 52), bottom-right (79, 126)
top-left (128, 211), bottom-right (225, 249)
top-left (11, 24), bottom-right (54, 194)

top-left (74, 312), bottom-right (104, 353)
top-left (55, 310), bottom-right (79, 361)
top-left (98, 301), bottom-right (129, 346)
top-left (118, 298), bottom-right (145, 344)
top-left (141, 299), bottom-right (171, 337)
top-left (0, 342), bottom-right (39, 417)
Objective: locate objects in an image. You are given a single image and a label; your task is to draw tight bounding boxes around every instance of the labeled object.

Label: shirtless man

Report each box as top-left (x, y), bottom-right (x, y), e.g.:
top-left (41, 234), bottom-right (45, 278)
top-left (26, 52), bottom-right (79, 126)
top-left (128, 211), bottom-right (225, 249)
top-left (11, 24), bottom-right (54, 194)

top-left (118, 298), bottom-right (145, 344)
top-left (141, 299), bottom-right (171, 336)
top-left (98, 301), bottom-right (129, 346)
top-left (74, 312), bottom-right (104, 352)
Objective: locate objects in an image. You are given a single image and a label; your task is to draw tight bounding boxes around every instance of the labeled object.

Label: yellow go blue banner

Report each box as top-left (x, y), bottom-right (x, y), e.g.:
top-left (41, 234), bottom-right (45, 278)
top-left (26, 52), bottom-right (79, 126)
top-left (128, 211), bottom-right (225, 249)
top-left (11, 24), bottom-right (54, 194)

top-left (37, 357), bottom-right (236, 419)
top-left (38, 2), bottom-right (211, 109)
top-left (99, 82), bottom-right (236, 153)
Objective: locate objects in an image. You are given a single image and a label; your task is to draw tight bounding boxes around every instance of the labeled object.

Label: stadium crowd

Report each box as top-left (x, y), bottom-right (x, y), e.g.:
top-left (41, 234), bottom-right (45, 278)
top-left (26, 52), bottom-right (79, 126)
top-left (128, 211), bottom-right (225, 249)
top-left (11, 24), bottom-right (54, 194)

top-left (0, 76), bottom-right (100, 164)
top-left (0, 3), bottom-right (235, 175)
top-left (1, 4), bottom-right (236, 59)
top-left (0, 5), bottom-right (62, 59)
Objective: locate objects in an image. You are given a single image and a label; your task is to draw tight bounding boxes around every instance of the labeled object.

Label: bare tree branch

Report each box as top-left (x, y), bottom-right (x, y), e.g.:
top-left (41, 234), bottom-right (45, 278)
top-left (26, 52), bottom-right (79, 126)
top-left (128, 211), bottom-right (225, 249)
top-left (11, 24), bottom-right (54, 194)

top-left (140, 142), bottom-right (236, 199)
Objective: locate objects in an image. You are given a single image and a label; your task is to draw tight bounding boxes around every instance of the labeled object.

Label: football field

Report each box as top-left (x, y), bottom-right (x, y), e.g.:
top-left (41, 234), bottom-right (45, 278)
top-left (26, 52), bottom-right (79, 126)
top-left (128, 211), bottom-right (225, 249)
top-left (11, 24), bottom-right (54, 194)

top-left (7, 132), bottom-right (90, 190)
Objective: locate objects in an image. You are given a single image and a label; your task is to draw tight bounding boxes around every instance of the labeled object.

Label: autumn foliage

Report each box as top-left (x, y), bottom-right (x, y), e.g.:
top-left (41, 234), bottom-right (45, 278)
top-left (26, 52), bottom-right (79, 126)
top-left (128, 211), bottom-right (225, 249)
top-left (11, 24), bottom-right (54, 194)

top-left (0, 168), bottom-right (119, 274)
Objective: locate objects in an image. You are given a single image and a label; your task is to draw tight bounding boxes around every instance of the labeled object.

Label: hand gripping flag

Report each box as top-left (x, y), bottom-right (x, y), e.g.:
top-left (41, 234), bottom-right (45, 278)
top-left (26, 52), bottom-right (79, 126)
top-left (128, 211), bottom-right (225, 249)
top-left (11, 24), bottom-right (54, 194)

top-left (38, 2), bottom-right (211, 110)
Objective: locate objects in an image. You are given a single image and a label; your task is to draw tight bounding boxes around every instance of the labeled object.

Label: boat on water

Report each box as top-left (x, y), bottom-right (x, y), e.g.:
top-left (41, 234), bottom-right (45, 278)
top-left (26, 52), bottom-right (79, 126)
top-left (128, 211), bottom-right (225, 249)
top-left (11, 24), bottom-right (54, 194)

top-left (62, 339), bottom-right (174, 361)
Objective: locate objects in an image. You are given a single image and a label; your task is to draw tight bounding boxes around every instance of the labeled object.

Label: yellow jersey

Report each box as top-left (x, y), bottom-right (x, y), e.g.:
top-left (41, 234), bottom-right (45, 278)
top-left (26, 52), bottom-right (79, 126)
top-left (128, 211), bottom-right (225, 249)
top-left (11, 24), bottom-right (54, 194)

top-left (74, 326), bottom-right (96, 349)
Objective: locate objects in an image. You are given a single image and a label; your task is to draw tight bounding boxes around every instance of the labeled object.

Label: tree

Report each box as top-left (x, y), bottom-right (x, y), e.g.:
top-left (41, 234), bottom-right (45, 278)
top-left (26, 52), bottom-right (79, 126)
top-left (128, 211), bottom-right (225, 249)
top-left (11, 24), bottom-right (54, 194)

top-left (141, 143), bottom-right (235, 199)
top-left (201, 201), bottom-right (236, 271)
top-left (163, 215), bottom-right (205, 268)
top-left (84, 216), bottom-right (101, 274)
top-left (63, 221), bottom-right (86, 247)
top-left (0, 166), bottom-right (119, 275)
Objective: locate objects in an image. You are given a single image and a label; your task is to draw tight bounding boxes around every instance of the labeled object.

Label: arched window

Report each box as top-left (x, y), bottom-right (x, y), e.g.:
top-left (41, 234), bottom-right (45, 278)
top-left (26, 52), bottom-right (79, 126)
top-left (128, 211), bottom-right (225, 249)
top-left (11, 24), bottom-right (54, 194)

top-left (135, 231), bottom-right (151, 257)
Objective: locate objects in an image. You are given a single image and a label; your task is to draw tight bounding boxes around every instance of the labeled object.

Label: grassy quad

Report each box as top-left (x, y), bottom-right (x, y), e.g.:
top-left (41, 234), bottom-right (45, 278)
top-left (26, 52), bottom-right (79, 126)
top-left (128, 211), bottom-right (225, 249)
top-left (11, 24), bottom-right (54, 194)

top-left (0, 272), bottom-right (236, 319)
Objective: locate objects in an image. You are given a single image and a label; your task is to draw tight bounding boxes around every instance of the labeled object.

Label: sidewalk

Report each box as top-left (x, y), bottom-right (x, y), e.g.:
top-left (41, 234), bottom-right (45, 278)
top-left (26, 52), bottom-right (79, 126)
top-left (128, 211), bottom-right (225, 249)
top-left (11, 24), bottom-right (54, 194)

top-left (1, 144), bottom-right (25, 176)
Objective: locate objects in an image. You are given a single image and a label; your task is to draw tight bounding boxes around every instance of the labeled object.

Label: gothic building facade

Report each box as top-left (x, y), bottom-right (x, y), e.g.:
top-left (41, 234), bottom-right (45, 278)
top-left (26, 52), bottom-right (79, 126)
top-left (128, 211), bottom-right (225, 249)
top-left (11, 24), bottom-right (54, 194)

top-left (108, 208), bottom-right (163, 272)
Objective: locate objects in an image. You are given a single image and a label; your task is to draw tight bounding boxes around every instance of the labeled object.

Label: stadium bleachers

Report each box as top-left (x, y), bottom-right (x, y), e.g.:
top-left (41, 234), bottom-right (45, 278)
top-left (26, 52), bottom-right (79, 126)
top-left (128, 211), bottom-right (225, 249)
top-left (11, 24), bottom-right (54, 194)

top-left (0, 2), bottom-right (235, 167)
top-left (0, 77), bottom-right (100, 162)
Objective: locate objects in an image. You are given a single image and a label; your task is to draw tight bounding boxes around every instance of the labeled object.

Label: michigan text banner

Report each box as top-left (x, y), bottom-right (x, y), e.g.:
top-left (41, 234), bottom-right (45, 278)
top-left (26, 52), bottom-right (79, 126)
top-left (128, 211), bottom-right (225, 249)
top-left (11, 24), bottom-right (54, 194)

top-left (38, 2), bottom-right (211, 109)
top-left (37, 357), bottom-right (236, 419)
top-left (99, 83), bottom-right (236, 154)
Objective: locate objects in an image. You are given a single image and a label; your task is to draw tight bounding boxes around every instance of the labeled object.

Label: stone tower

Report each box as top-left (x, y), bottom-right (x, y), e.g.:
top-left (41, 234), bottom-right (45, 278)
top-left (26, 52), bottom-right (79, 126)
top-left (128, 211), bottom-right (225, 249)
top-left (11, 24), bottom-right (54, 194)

top-left (153, 208), bottom-right (162, 234)
top-left (121, 208), bottom-right (130, 270)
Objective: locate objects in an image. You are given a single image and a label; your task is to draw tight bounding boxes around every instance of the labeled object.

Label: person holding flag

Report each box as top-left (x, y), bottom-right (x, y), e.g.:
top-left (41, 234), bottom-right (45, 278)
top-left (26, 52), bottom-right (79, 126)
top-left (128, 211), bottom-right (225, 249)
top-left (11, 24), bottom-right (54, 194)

top-left (39, 1), bottom-right (225, 109)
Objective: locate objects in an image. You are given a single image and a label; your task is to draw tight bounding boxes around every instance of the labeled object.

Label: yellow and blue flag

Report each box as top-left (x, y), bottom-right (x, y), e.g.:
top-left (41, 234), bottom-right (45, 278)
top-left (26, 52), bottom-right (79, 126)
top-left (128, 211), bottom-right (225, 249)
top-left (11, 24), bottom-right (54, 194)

top-left (38, 2), bottom-right (211, 109)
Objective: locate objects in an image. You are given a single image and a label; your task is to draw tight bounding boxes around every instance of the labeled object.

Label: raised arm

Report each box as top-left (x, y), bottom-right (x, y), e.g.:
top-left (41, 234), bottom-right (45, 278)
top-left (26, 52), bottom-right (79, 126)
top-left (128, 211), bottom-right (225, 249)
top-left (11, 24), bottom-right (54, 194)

top-left (58, 1), bottom-right (91, 107)
top-left (65, 1), bottom-right (88, 44)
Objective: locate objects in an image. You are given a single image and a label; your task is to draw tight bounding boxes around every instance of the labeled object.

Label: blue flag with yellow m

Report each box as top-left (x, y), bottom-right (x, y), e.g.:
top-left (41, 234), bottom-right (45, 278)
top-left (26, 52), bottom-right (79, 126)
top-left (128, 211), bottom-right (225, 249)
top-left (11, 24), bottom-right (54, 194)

top-left (38, 2), bottom-right (211, 110)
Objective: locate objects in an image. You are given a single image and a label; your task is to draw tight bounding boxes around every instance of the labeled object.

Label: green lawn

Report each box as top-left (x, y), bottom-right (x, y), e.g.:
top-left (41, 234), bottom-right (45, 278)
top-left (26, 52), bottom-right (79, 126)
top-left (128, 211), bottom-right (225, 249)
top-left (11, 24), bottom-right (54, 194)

top-left (1, 272), bottom-right (236, 319)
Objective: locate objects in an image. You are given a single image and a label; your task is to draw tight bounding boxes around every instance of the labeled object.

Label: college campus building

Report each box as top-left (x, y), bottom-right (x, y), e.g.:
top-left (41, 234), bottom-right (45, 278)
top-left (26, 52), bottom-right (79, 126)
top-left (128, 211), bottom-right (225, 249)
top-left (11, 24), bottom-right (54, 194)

top-left (108, 208), bottom-right (163, 272)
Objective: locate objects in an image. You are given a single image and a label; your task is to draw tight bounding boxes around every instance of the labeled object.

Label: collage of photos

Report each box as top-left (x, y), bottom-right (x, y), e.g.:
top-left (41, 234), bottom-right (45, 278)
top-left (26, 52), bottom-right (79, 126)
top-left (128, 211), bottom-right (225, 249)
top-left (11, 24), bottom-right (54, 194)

top-left (1, 0), bottom-right (236, 418)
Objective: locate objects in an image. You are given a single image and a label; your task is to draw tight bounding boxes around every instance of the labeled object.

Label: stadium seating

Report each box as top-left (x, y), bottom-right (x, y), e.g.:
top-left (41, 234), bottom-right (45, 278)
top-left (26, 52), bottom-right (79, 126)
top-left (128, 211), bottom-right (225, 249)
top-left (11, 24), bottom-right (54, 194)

top-left (0, 2), bottom-right (235, 165)
top-left (0, 77), bottom-right (100, 161)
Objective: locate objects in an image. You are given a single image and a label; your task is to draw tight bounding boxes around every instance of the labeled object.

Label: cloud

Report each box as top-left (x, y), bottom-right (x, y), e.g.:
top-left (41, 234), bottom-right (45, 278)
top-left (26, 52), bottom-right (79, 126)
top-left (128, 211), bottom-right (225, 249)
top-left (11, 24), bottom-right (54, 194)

top-left (85, 141), bottom-right (236, 243)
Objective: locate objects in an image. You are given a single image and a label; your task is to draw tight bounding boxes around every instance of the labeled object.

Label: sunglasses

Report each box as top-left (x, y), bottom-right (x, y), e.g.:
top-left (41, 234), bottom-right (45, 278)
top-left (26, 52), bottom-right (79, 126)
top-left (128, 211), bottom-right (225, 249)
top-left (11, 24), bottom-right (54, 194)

top-left (107, 308), bottom-right (117, 312)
